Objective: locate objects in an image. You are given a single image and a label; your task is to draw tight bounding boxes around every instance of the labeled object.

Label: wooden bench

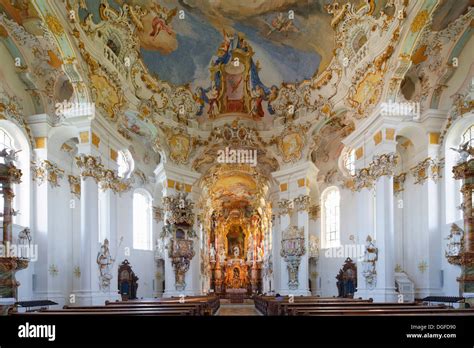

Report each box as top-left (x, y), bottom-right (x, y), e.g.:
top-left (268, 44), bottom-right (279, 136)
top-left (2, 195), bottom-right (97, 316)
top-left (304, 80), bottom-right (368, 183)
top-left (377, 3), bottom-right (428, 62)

top-left (106, 296), bottom-right (219, 315)
top-left (290, 307), bottom-right (474, 316)
top-left (12, 295), bottom-right (220, 316)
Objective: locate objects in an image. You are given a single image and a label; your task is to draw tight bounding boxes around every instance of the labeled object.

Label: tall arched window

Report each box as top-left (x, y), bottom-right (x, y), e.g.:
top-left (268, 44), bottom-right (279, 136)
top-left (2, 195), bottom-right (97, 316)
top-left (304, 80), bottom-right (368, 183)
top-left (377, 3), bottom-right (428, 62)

top-left (133, 189), bottom-right (152, 250)
top-left (321, 187), bottom-right (341, 248)
top-left (343, 149), bottom-right (356, 176)
top-left (0, 128), bottom-right (13, 164)
top-left (462, 124), bottom-right (474, 146)
top-left (0, 121), bottom-right (31, 227)
top-left (0, 128), bottom-right (14, 221)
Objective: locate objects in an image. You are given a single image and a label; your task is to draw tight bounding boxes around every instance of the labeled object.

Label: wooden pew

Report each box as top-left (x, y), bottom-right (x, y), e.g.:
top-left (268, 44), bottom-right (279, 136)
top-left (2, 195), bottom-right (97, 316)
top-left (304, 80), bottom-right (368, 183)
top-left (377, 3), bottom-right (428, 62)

top-left (290, 307), bottom-right (474, 316)
top-left (106, 296), bottom-right (220, 315)
top-left (12, 309), bottom-right (193, 316)
top-left (12, 295), bottom-right (220, 316)
top-left (254, 296), bottom-right (373, 316)
top-left (63, 304), bottom-right (202, 315)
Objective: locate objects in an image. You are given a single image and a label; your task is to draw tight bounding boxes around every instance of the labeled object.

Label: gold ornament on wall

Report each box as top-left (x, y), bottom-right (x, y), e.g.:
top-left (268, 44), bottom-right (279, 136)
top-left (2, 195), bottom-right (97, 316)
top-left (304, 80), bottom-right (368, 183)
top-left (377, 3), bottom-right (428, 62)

top-left (31, 160), bottom-right (65, 188)
top-left (410, 158), bottom-right (443, 185)
top-left (75, 155), bottom-right (103, 181)
top-left (293, 195), bottom-right (311, 212)
top-left (393, 173), bottom-right (406, 194)
top-left (309, 205), bottom-right (320, 220)
top-left (68, 175), bottom-right (81, 199)
top-left (418, 260), bottom-right (428, 273)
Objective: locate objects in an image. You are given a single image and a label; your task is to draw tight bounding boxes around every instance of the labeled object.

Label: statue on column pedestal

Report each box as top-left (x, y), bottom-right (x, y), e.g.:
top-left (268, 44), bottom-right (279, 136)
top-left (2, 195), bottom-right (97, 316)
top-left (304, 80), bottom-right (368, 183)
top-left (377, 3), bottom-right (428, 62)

top-left (97, 239), bottom-right (114, 291)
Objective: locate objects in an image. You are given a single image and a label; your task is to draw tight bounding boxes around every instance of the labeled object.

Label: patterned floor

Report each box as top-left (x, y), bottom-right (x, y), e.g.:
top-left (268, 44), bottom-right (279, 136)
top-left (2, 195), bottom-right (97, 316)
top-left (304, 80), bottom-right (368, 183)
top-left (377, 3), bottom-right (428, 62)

top-left (216, 300), bottom-right (262, 316)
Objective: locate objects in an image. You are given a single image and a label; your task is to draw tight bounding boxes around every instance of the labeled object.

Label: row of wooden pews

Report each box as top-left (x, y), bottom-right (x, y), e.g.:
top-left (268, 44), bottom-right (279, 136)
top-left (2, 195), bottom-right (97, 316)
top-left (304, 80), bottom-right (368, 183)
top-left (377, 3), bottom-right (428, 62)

top-left (11, 295), bottom-right (220, 316)
top-left (254, 295), bottom-right (474, 316)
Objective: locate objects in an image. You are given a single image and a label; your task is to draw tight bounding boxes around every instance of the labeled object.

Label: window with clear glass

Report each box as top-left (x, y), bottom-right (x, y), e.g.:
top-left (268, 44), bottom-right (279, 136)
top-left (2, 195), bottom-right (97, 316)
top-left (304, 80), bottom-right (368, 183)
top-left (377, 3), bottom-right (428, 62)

top-left (344, 149), bottom-right (356, 176)
top-left (0, 128), bottom-right (13, 164)
top-left (322, 187), bottom-right (340, 248)
top-left (462, 125), bottom-right (474, 147)
top-left (0, 128), bottom-right (14, 220)
top-left (133, 190), bottom-right (152, 250)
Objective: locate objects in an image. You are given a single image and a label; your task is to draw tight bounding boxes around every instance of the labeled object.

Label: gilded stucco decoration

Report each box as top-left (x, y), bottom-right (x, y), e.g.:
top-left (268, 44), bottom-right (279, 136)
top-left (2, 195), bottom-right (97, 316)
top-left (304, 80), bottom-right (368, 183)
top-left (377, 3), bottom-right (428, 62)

top-left (393, 173), bottom-right (407, 195)
top-left (75, 155), bottom-right (104, 182)
top-left (410, 157), bottom-right (443, 185)
top-left (31, 160), bottom-right (65, 188)
top-left (277, 199), bottom-right (294, 217)
top-left (351, 153), bottom-right (398, 192)
top-left (68, 175), bottom-right (81, 199)
top-left (293, 195), bottom-right (311, 212)
top-left (273, 123), bottom-right (309, 163)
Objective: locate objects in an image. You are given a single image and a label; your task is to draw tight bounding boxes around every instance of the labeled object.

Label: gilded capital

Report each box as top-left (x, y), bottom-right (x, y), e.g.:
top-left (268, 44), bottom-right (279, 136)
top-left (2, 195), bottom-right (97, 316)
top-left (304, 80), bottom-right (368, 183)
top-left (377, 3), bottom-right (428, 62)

top-left (277, 199), bottom-right (294, 216)
top-left (75, 154), bottom-right (103, 181)
top-left (293, 195), bottom-right (311, 212)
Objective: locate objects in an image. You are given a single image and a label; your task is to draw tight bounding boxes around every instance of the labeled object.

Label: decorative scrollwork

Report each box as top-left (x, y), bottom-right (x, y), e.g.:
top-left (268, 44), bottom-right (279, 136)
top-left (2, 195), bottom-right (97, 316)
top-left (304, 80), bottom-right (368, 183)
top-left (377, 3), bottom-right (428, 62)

top-left (31, 160), bottom-right (64, 188)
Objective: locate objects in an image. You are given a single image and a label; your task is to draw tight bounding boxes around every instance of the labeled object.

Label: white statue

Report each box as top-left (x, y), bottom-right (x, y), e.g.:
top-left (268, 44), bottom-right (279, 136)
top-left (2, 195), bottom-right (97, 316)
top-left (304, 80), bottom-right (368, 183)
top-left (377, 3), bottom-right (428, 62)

top-left (97, 239), bottom-right (114, 291)
top-left (451, 141), bottom-right (472, 164)
top-left (18, 227), bottom-right (32, 246)
top-left (362, 236), bottom-right (378, 289)
top-left (209, 245), bottom-right (216, 261)
top-left (0, 148), bottom-right (19, 164)
top-left (218, 244), bottom-right (226, 262)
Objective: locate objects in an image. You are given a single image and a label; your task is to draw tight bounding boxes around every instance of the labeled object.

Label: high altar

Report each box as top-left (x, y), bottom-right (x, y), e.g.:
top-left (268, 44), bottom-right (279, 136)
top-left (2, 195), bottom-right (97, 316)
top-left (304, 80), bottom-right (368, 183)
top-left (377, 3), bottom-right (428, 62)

top-left (208, 206), bottom-right (268, 296)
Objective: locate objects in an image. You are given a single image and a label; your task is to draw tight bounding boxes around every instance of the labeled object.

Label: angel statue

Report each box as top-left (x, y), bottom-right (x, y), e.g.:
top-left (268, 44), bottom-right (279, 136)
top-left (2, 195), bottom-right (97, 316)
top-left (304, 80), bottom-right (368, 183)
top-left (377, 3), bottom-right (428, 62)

top-left (451, 141), bottom-right (471, 164)
top-left (0, 148), bottom-right (20, 164)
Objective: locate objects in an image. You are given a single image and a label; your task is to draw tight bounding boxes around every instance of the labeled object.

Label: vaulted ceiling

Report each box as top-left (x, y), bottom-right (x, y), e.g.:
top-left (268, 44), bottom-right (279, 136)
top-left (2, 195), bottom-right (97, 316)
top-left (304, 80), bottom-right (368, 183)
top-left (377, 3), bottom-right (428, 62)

top-left (0, 0), bottom-right (472, 193)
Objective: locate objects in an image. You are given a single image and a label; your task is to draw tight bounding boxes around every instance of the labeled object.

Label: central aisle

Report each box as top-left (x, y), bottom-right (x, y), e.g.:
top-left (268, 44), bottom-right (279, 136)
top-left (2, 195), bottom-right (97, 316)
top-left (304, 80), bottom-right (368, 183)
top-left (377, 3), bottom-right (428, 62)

top-left (215, 299), bottom-right (262, 316)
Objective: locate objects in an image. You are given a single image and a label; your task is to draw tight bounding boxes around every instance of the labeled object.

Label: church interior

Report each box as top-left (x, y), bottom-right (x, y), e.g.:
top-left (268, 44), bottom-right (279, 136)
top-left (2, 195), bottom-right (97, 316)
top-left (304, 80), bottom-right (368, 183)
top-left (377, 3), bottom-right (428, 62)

top-left (0, 0), bottom-right (474, 341)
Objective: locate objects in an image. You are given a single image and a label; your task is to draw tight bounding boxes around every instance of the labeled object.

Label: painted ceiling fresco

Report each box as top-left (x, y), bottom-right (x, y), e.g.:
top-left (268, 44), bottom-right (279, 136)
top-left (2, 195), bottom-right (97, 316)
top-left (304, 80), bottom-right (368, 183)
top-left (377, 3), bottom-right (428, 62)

top-left (78, 0), bottom-right (390, 123)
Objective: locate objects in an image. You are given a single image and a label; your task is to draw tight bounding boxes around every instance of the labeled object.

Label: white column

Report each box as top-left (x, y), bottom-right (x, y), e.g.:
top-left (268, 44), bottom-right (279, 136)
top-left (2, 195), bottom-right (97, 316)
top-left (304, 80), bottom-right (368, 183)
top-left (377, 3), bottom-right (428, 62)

top-left (271, 208), bottom-right (280, 294)
top-left (372, 174), bottom-right (397, 302)
top-left (278, 211), bottom-right (291, 294)
top-left (354, 188), bottom-right (374, 299)
top-left (76, 174), bottom-right (99, 305)
top-left (296, 207), bottom-right (310, 295)
top-left (32, 154), bottom-right (54, 301)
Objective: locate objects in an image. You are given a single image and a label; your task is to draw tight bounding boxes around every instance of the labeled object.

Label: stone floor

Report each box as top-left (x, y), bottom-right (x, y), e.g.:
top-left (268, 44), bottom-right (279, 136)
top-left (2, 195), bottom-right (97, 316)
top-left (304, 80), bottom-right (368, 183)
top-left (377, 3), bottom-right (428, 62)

top-left (216, 299), bottom-right (262, 316)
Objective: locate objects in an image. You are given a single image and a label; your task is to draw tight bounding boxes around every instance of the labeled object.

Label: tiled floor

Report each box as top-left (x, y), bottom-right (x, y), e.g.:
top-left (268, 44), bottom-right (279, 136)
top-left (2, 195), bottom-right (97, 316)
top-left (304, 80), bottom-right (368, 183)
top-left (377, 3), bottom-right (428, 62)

top-left (216, 300), bottom-right (262, 316)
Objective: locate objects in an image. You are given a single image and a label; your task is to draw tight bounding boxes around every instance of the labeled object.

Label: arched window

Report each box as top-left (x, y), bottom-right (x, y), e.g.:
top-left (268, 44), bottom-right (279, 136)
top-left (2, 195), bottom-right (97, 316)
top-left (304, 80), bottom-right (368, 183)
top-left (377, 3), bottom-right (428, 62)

top-left (343, 149), bottom-right (356, 176)
top-left (321, 187), bottom-right (340, 248)
top-left (0, 122), bottom-right (31, 227)
top-left (0, 128), bottom-right (13, 164)
top-left (462, 125), bottom-right (474, 146)
top-left (133, 189), bottom-right (152, 250)
top-left (0, 128), bottom-right (14, 220)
